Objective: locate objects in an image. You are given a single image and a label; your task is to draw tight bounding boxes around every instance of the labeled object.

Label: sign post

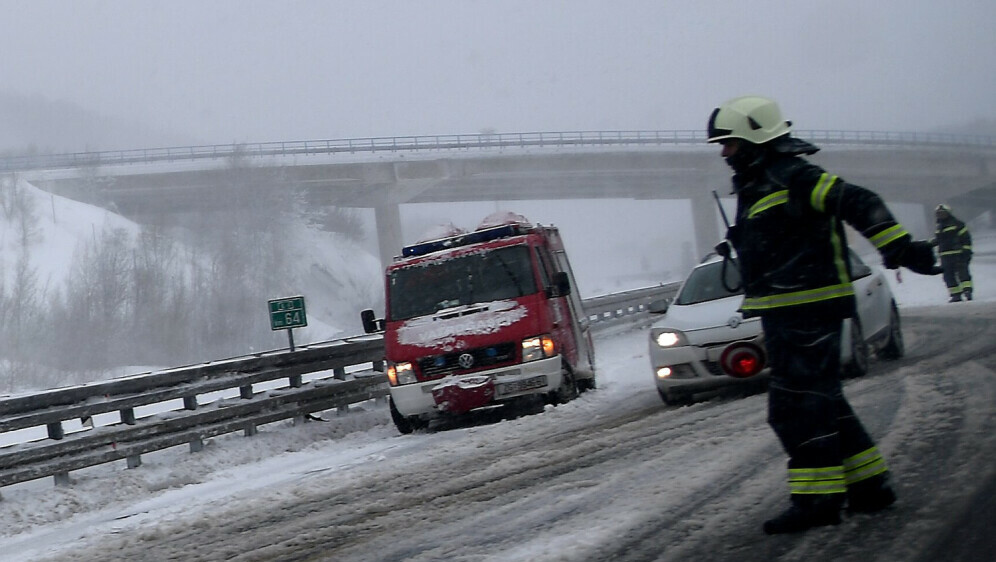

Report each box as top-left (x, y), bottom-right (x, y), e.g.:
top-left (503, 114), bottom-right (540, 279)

top-left (268, 296), bottom-right (307, 352)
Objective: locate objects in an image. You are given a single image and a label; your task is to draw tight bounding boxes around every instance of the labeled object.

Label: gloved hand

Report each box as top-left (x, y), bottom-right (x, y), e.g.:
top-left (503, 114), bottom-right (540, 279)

top-left (885, 240), bottom-right (940, 275)
top-left (715, 240), bottom-right (733, 258)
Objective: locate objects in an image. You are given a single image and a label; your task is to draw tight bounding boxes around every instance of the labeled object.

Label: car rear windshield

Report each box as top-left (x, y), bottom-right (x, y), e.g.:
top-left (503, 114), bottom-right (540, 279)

top-left (388, 245), bottom-right (538, 321)
top-left (675, 260), bottom-right (743, 305)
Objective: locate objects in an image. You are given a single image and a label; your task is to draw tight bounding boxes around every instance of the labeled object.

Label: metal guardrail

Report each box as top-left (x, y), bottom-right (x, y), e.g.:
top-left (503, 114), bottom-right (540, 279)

top-left (0, 288), bottom-right (676, 490)
top-left (584, 283), bottom-right (679, 326)
top-left (3, 130), bottom-right (994, 172)
top-left (0, 336), bottom-right (387, 489)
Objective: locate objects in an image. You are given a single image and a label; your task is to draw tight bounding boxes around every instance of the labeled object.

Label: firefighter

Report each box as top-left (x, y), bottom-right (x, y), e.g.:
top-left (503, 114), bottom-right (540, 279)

top-left (706, 95), bottom-right (939, 534)
top-left (932, 204), bottom-right (973, 302)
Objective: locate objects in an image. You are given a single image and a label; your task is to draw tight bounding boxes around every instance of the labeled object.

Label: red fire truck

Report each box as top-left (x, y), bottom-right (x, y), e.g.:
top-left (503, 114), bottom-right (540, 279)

top-left (361, 213), bottom-right (596, 433)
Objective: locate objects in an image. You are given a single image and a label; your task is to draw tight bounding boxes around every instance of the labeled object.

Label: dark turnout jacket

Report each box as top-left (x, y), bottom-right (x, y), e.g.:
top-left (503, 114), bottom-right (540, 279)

top-left (726, 152), bottom-right (912, 320)
top-left (934, 215), bottom-right (972, 257)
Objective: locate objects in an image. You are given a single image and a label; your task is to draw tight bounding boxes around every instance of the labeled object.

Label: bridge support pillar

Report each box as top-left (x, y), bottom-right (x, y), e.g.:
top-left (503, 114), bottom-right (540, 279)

top-left (690, 192), bottom-right (722, 260)
top-left (375, 203), bottom-right (403, 269)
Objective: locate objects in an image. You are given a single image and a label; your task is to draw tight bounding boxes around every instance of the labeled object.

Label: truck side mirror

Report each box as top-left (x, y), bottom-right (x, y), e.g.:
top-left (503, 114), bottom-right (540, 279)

top-left (360, 309), bottom-right (384, 333)
top-left (548, 271), bottom-right (571, 298)
top-left (648, 298), bottom-right (671, 314)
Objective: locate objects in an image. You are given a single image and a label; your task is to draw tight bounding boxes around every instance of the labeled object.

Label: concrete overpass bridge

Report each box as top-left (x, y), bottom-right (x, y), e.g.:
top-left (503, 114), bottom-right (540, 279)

top-left (9, 130), bottom-right (996, 268)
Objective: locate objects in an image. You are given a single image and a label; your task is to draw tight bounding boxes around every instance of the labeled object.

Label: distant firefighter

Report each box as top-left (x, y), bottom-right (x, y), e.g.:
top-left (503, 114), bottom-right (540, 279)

top-left (932, 204), bottom-right (973, 302)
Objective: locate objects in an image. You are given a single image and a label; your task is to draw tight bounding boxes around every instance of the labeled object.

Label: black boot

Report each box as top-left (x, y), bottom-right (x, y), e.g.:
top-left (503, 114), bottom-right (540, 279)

top-left (847, 476), bottom-right (897, 514)
top-left (964, 290), bottom-right (973, 301)
top-left (763, 495), bottom-right (842, 535)
top-left (949, 294), bottom-right (962, 303)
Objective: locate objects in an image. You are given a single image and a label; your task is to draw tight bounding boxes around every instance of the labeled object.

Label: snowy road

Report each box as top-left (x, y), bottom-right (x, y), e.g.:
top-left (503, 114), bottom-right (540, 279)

top-left (7, 303), bottom-right (996, 561)
top-left (3, 301), bottom-right (991, 562)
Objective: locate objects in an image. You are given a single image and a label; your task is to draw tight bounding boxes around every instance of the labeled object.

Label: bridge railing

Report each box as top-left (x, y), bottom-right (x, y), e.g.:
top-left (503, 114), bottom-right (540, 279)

top-left (0, 286), bottom-right (677, 490)
top-left (3, 130), bottom-right (993, 172)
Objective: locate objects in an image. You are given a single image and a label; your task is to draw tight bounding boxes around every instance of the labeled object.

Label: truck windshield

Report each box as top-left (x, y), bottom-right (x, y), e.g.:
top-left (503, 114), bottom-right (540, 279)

top-left (675, 260), bottom-right (743, 305)
top-left (388, 245), bottom-right (539, 321)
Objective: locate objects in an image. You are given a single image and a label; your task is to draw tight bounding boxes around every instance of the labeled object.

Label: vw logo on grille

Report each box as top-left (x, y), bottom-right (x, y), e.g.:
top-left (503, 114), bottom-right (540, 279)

top-left (727, 315), bottom-right (742, 329)
top-left (458, 353), bottom-right (475, 369)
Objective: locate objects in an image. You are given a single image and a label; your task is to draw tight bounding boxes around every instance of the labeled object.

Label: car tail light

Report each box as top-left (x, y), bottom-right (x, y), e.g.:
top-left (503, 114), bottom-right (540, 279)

top-left (719, 342), bottom-right (766, 378)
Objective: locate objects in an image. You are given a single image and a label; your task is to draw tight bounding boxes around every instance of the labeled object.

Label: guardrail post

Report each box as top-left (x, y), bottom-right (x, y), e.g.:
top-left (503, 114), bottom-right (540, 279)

top-left (335, 366), bottom-right (349, 416)
top-left (240, 384), bottom-right (258, 436)
top-left (46, 422), bottom-right (72, 486)
top-left (184, 396), bottom-right (204, 452)
top-left (118, 408), bottom-right (143, 468)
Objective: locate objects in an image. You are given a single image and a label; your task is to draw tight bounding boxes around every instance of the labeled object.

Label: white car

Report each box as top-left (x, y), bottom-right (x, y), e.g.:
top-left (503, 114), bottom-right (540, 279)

top-left (649, 250), bottom-right (905, 404)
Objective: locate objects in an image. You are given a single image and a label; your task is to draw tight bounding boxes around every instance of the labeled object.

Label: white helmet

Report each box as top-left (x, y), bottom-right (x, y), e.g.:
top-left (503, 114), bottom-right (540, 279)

top-left (707, 96), bottom-right (792, 145)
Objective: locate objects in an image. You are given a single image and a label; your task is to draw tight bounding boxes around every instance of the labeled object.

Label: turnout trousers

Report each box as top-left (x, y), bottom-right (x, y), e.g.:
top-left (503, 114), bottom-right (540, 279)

top-left (940, 254), bottom-right (973, 298)
top-left (761, 315), bottom-right (890, 503)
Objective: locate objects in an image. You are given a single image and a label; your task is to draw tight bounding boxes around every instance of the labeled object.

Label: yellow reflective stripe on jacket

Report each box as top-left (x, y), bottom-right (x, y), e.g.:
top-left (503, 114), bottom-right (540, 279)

top-left (939, 249), bottom-right (964, 256)
top-left (868, 225), bottom-right (908, 249)
top-left (809, 173), bottom-right (838, 212)
top-left (843, 446), bottom-right (889, 485)
top-left (830, 218), bottom-right (849, 284)
top-left (741, 283), bottom-right (855, 312)
top-left (748, 190), bottom-right (789, 218)
top-left (789, 465), bottom-right (847, 495)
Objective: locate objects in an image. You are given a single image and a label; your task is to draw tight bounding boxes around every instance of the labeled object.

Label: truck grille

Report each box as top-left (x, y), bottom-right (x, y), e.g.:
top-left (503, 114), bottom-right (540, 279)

top-left (418, 343), bottom-right (517, 378)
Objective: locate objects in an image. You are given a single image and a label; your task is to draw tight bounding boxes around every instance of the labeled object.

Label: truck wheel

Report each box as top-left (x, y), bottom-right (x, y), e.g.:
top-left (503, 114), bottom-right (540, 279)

top-left (550, 365), bottom-right (579, 405)
top-left (577, 375), bottom-right (597, 392)
top-left (389, 397), bottom-right (425, 434)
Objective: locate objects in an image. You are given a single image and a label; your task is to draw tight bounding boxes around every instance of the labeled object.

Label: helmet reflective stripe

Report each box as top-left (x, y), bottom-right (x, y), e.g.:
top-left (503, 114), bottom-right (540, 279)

top-left (788, 466), bottom-right (847, 495)
top-left (868, 225), bottom-right (909, 249)
top-left (747, 190), bottom-right (789, 218)
top-left (809, 173), bottom-right (838, 212)
top-left (843, 446), bottom-right (889, 485)
top-left (741, 283), bottom-right (855, 311)
top-left (936, 203), bottom-right (952, 212)
top-left (707, 95), bottom-right (793, 145)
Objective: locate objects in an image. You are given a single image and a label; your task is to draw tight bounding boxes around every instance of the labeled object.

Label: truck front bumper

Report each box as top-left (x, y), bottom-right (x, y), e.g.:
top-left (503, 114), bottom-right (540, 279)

top-left (390, 355), bottom-right (562, 418)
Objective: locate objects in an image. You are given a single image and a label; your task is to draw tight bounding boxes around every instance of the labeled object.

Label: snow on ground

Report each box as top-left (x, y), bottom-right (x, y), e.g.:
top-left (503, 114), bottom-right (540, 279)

top-left (0, 229), bottom-right (992, 561)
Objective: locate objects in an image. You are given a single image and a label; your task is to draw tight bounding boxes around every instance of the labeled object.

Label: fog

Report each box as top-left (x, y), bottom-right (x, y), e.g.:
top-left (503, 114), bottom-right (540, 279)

top-left (2, 1), bottom-right (995, 151)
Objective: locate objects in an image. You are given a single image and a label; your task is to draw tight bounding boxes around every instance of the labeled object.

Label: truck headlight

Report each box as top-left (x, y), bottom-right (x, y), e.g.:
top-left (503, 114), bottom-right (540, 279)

top-left (387, 362), bottom-right (416, 386)
top-left (522, 335), bottom-right (556, 362)
top-left (652, 329), bottom-right (687, 348)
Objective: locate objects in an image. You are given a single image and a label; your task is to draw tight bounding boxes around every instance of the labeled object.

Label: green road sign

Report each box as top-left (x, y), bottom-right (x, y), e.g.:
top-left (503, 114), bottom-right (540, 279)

top-left (269, 296), bottom-right (307, 330)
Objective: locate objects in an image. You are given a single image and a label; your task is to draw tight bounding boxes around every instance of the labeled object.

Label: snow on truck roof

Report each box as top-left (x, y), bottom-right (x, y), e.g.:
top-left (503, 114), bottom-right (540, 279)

top-left (401, 212), bottom-right (536, 259)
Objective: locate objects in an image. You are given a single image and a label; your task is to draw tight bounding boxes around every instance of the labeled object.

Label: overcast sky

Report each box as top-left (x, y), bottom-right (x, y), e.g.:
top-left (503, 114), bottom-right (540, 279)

top-left (2, 1), bottom-right (995, 147)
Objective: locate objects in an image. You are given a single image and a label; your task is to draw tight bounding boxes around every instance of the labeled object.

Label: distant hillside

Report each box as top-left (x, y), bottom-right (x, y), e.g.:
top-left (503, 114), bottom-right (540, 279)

top-left (0, 91), bottom-right (195, 154)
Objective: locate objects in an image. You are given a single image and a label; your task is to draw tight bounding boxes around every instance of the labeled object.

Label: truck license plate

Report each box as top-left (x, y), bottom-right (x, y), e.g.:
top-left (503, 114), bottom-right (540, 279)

top-left (496, 375), bottom-right (547, 397)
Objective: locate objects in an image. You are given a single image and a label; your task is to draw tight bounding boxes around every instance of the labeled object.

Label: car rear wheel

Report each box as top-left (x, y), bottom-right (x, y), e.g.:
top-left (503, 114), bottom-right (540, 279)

top-left (843, 320), bottom-right (870, 379)
top-left (877, 303), bottom-right (905, 360)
